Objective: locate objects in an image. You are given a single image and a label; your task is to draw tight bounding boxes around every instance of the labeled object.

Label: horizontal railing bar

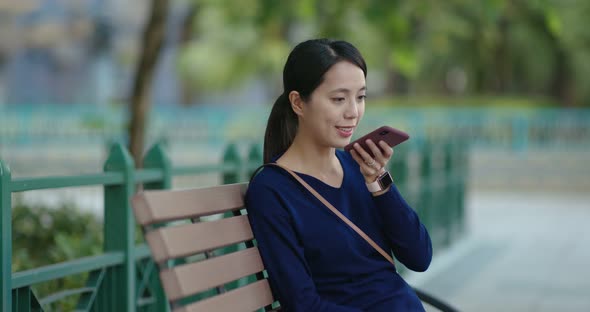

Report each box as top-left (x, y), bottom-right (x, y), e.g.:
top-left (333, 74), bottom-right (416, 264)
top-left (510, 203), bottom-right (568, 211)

top-left (134, 244), bottom-right (151, 260)
top-left (38, 287), bottom-right (95, 306)
top-left (135, 168), bottom-right (164, 183)
top-left (244, 161), bottom-right (262, 170)
top-left (137, 296), bottom-right (156, 307)
top-left (12, 252), bottom-right (124, 288)
top-left (10, 172), bottom-right (124, 192)
top-left (9, 163), bottom-right (263, 192)
top-left (12, 244), bottom-right (151, 288)
top-left (171, 163), bottom-right (237, 176)
top-left (172, 162), bottom-right (261, 177)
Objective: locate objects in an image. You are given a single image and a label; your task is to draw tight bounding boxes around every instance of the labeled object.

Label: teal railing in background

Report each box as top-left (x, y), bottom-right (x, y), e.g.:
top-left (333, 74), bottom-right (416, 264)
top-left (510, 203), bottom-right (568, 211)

top-left (1, 138), bottom-right (468, 311)
top-left (1, 105), bottom-right (589, 151)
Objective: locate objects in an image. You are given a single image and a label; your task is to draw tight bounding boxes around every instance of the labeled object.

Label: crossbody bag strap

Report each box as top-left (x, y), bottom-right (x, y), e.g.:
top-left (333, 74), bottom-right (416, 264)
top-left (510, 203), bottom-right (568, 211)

top-left (264, 163), bottom-right (395, 266)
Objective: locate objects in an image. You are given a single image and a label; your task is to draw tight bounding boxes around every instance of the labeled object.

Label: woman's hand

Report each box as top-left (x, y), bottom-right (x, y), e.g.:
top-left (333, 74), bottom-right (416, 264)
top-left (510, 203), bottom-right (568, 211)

top-left (350, 139), bottom-right (394, 184)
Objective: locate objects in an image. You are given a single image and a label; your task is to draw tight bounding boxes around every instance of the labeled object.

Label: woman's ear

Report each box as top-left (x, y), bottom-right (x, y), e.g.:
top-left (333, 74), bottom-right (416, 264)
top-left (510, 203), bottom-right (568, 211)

top-left (289, 90), bottom-right (304, 117)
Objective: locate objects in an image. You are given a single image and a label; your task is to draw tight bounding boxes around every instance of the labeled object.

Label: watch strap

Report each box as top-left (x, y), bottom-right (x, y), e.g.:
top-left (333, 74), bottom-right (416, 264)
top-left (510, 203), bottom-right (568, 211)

top-left (366, 171), bottom-right (393, 192)
top-left (366, 179), bottom-right (382, 192)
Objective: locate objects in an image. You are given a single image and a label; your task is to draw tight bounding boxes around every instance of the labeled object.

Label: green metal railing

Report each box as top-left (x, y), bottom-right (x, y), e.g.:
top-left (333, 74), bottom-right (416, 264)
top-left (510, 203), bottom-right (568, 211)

top-left (1, 140), bottom-right (468, 311)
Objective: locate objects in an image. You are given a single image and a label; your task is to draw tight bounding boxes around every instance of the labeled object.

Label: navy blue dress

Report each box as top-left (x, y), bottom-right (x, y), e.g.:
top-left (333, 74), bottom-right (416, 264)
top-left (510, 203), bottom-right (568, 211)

top-left (245, 150), bottom-right (432, 311)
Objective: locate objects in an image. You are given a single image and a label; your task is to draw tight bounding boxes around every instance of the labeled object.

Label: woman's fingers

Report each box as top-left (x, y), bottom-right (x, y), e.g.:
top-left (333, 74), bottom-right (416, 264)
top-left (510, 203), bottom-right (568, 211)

top-left (350, 149), bottom-right (378, 175)
top-left (378, 140), bottom-right (394, 159)
top-left (350, 149), bottom-right (364, 165)
top-left (353, 142), bottom-right (375, 165)
top-left (350, 139), bottom-right (396, 179)
top-left (350, 142), bottom-right (387, 181)
top-left (363, 140), bottom-right (393, 167)
top-left (365, 139), bottom-right (387, 167)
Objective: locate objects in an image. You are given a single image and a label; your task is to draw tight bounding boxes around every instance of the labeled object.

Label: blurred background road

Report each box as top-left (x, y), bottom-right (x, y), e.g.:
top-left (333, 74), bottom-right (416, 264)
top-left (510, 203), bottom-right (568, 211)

top-left (408, 185), bottom-right (590, 311)
top-left (403, 144), bottom-right (590, 311)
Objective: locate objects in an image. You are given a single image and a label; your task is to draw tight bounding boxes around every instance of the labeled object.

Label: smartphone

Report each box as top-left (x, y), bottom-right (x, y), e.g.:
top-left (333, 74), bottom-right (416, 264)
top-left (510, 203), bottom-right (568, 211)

top-left (344, 126), bottom-right (409, 157)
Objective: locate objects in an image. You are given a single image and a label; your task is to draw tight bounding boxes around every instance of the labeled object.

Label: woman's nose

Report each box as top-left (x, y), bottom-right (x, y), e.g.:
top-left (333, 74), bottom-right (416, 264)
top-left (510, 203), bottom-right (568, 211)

top-left (344, 101), bottom-right (358, 119)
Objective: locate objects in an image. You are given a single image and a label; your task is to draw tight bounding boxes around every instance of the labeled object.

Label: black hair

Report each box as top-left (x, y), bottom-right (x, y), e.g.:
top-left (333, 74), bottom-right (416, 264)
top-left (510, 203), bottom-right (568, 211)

top-left (263, 38), bottom-right (367, 163)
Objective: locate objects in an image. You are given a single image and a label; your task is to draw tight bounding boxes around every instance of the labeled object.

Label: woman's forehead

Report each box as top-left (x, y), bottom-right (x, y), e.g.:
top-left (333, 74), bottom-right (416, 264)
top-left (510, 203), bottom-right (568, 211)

top-left (320, 61), bottom-right (366, 91)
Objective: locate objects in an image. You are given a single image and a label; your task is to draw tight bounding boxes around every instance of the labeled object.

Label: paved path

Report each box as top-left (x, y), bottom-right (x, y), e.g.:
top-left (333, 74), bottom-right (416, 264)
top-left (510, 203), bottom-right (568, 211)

top-left (469, 148), bottom-right (590, 192)
top-left (406, 190), bottom-right (590, 312)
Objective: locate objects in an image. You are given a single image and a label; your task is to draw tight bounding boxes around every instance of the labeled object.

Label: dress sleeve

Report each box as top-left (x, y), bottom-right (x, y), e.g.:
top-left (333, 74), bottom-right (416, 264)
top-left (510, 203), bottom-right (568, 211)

top-left (246, 182), bottom-right (362, 312)
top-left (372, 184), bottom-right (432, 272)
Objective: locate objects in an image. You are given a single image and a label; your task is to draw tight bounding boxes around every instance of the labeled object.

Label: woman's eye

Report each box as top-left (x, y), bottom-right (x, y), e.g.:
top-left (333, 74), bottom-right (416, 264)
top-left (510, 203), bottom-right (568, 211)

top-left (358, 95), bottom-right (367, 101)
top-left (332, 97), bottom-right (345, 103)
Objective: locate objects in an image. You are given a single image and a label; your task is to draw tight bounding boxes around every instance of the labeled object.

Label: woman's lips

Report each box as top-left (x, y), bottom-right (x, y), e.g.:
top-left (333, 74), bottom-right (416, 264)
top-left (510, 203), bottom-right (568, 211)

top-left (336, 126), bottom-right (354, 138)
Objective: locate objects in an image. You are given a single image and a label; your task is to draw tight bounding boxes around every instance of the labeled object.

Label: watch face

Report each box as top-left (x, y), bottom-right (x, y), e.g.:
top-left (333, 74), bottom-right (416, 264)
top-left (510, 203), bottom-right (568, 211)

top-left (379, 172), bottom-right (393, 189)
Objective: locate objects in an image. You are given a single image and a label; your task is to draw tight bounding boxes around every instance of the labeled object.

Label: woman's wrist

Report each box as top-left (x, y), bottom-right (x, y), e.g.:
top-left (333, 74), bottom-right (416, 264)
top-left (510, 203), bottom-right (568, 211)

top-left (363, 167), bottom-right (386, 184)
top-left (365, 170), bottom-right (394, 195)
top-left (371, 185), bottom-right (391, 197)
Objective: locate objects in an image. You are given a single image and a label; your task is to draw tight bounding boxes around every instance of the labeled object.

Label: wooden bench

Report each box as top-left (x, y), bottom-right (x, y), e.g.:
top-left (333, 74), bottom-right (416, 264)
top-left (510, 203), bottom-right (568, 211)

top-left (132, 182), bottom-right (458, 312)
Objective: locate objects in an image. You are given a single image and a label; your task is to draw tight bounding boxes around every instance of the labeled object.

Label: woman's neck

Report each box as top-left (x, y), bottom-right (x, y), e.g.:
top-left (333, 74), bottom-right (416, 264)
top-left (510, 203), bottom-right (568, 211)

top-left (277, 134), bottom-right (340, 176)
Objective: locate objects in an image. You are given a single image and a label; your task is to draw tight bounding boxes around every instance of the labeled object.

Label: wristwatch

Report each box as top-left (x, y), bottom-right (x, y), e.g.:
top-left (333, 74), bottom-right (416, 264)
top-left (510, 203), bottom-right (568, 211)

top-left (366, 171), bottom-right (394, 193)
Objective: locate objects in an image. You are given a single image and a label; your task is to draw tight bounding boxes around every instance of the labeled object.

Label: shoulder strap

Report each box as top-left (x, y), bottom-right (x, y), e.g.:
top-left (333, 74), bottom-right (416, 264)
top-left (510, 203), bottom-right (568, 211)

top-left (262, 163), bottom-right (395, 266)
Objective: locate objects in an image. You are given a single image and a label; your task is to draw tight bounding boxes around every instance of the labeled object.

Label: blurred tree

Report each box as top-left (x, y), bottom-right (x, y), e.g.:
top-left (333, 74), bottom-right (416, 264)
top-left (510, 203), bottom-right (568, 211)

top-left (129, 0), bottom-right (170, 166)
top-left (410, 0), bottom-right (590, 106)
top-left (178, 3), bottom-right (200, 105)
top-left (545, 0), bottom-right (590, 106)
top-left (177, 0), bottom-right (295, 98)
top-left (171, 0), bottom-right (590, 107)
top-left (359, 0), bottom-right (423, 94)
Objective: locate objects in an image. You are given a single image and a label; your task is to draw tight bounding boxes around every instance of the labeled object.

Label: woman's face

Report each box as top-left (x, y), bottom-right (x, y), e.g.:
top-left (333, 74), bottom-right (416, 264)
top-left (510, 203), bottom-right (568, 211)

top-left (297, 61), bottom-right (366, 149)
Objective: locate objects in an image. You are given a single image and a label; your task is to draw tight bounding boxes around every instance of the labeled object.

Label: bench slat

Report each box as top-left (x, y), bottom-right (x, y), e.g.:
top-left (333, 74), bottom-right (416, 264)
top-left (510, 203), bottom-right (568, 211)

top-left (132, 183), bottom-right (279, 310)
top-left (146, 215), bottom-right (254, 263)
top-left (160, 247), bottom-right (265, 301)
top-left (133, 183), bottom-right (248, 226)
top-left (173, 279), bottom-right (274, 312)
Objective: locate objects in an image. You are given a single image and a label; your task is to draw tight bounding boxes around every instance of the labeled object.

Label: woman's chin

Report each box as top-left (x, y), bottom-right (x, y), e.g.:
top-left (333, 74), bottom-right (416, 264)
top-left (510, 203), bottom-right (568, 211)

top-left (333, 141), bottom-right (350, 149)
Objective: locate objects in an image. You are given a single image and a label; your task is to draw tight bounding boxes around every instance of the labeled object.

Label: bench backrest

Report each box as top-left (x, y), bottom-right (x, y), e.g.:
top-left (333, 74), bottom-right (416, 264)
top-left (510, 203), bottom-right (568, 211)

top-left (132, 183), bottom-right (276, 312)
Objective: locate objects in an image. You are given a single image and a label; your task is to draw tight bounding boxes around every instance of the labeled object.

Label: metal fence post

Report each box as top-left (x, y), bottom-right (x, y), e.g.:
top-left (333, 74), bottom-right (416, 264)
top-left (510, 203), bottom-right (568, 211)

top-left (441, 143), bottom-right (455, 246)
top-left (144, 143), bottom-right (172, 190)
top-left (418, 143), bottom-right (433, 236)
top-left (457, 141), bottom-right (468, 235)
top-left (247, 143), bottom-right (263, 180)
top-left (0, 160), bottom-right (12, 312)
top-left (389, 144), bottom-right (409, 193)
top-left (512, 116), bottom-right (529, 152)
top-left (437, 143), bottom-right (451, 248)
top-left (223, 143), bottom-right (241, 184)
top-left (103, 143), bottom-right (136, 312)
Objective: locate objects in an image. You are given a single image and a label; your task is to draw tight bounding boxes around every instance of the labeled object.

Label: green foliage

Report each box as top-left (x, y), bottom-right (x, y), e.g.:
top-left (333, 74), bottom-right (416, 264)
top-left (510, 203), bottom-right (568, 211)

top-left (371, 95), bottom-right (559, 108)
top-left (178, 0), bottom-right (590, 106)
top-left (178, 0), bottom-right (292, 91)
top-left (12, 201), bottom-right (103, 310)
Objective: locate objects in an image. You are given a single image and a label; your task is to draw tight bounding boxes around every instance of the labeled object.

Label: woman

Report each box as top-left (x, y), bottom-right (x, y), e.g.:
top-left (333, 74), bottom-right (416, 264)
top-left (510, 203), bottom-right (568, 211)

top-left (246, 39), bottom-right (432, 312)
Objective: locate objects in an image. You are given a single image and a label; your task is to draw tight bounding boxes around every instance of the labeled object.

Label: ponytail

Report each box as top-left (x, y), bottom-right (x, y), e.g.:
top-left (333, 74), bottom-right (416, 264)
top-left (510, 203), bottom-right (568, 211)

top-left (263, 92), bottom-right (298, 163)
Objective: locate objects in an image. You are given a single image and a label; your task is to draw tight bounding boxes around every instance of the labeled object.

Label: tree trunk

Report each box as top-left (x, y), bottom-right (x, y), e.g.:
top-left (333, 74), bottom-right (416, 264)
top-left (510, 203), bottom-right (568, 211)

top-left (385, 69), bottom-right (411, 95)
top-left (493, 16), bottom-right (511, 93)
top-left (128, 0), bottom-right (169, 167)
top-left (179, 4), bottom-right (199, 106)
top-left (551, 47), bottom-right (576, 107)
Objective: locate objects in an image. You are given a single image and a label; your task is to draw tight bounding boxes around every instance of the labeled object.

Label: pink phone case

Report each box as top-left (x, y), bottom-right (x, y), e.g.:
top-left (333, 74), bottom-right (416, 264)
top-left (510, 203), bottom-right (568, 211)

top-left (344, 126), bottom-right (409, 157)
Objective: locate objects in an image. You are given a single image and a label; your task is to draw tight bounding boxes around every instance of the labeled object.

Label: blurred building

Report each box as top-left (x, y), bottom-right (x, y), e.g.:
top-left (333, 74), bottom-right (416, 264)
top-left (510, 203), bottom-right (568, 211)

top-left (0, 0), bottom-right (193, 107)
